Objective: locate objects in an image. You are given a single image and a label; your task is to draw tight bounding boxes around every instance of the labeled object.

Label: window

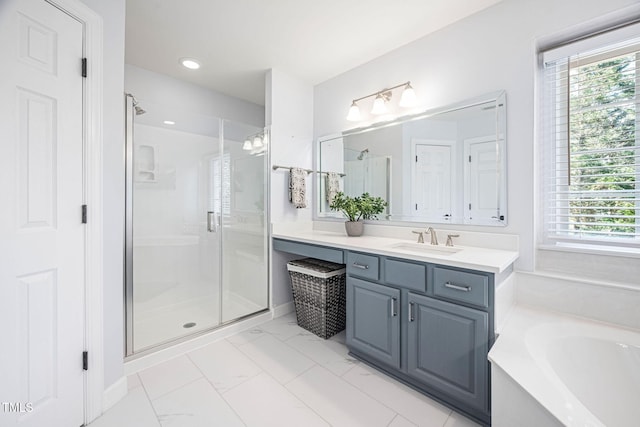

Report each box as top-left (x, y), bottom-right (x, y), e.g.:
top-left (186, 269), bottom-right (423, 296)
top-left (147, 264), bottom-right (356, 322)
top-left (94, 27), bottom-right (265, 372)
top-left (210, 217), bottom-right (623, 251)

top-left (542, 26), bottom-right (640, 248)
top-left (208, 153), bottom-right (231, 216)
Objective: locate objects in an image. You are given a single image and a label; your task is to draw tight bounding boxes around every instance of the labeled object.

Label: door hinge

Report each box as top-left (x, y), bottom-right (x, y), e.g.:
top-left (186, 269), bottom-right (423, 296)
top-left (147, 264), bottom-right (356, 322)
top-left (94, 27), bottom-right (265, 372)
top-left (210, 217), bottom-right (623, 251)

top-left (415, 203), bottom-right (418, 210)
top-left (82, 58), bottom-right (87, 78)
top-left (415, 155), bottom-right (418, 162)
top-left (468, 155), bottom-right (472, 162)
top-left (83, 351), bottom-right (88, 371)
top-left (82, 205), bottom-right (87, 224)
top-left (469, 203), bottom-right (472, 210)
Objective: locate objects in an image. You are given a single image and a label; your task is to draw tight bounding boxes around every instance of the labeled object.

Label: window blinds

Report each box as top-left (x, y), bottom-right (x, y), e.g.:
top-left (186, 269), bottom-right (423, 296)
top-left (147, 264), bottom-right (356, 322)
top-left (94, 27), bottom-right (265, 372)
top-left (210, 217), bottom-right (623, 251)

top-left (542, 31), bottom-right (640, 245)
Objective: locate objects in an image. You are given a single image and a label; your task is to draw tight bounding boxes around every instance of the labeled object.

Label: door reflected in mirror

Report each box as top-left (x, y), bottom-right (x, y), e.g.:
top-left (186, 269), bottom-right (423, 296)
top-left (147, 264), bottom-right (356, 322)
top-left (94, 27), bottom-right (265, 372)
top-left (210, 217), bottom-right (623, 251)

top-left (318, 91), bottom-right (506, 226)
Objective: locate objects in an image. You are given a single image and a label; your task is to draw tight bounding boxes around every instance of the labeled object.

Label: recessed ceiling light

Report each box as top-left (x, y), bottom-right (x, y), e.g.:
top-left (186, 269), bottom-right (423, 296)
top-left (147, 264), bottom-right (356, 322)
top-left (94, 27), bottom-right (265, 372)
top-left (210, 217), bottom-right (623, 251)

top-left (180, 58), bottom-right (201, 70)
top-left (163, 120), bottom-right (175, 125)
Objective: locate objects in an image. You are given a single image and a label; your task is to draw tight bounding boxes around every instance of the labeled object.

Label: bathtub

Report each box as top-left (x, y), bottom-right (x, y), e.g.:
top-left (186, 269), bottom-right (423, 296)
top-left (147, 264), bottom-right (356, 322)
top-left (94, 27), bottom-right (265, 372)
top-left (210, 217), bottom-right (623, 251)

top-left (489, 306), bottom-right (640, 427)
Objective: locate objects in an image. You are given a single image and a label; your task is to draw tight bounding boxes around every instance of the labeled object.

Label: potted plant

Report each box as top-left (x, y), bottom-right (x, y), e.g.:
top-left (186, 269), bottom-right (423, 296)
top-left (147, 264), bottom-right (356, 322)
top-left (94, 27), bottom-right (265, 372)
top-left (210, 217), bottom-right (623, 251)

top-left (329, 192), bottom-right (387, 236)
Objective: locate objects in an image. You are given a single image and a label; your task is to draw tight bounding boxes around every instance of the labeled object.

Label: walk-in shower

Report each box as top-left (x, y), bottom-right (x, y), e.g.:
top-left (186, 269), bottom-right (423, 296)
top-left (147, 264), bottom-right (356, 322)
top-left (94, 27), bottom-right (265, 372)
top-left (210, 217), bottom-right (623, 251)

top-left (124, 94), bottom-right (269, 355)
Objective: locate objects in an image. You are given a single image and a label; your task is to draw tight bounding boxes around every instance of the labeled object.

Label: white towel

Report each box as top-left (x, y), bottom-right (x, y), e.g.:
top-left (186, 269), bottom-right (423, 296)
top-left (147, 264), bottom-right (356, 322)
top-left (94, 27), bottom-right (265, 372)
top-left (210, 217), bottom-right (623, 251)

top-left (325, 172), bottom-right (340, 206)
top-left (288, 168), bottom-right (307, 208)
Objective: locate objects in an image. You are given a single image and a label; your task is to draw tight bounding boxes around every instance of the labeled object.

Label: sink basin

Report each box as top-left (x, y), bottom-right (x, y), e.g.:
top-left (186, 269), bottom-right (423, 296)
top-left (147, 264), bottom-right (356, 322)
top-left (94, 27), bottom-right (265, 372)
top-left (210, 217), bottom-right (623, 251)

top-left (389, 242), bottom-right (462, 255)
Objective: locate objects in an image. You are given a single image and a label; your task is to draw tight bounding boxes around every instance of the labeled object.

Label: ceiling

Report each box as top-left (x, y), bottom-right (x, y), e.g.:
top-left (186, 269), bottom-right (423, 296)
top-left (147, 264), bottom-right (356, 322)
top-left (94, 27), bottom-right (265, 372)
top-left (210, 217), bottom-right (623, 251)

top-left (125, 0), bottom-right (502, 106)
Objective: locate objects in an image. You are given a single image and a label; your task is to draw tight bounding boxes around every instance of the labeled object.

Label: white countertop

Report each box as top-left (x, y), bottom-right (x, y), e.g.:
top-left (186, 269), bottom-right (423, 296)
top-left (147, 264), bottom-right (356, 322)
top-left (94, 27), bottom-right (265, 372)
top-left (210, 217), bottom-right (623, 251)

top-left (272, 228), bottom-right (518, 273)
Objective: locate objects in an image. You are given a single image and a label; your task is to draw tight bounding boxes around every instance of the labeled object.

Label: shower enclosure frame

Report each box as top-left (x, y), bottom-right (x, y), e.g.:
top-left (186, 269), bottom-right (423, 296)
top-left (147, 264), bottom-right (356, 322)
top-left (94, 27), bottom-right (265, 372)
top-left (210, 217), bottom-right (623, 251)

top-left (123, 93), bottom-right (271, 358)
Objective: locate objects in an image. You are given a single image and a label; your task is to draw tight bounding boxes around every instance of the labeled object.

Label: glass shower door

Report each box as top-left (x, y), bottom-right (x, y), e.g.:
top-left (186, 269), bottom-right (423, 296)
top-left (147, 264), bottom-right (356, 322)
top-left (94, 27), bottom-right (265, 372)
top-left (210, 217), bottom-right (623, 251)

top-left (219, 121), bottom-right (269, 323)
top-left (125, 96), bottom-right (269, 355)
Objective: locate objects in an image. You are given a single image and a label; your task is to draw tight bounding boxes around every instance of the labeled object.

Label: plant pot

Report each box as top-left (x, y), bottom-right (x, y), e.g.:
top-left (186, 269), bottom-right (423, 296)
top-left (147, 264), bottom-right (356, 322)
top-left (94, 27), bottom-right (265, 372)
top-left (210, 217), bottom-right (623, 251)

top-left (344, 220), bottom-right (364, 237)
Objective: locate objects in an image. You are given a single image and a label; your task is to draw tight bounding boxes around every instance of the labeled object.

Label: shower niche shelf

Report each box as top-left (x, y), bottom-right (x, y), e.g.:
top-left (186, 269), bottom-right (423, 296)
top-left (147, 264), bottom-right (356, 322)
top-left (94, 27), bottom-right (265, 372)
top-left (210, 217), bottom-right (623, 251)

top-left (135, 144), bottom-right (158, 182)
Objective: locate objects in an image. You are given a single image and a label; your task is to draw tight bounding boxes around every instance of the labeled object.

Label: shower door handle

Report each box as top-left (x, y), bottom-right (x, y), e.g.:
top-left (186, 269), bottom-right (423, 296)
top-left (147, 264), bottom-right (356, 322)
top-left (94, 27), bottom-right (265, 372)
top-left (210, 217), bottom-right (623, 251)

top-left (207, 211), bottom-right (218, 232)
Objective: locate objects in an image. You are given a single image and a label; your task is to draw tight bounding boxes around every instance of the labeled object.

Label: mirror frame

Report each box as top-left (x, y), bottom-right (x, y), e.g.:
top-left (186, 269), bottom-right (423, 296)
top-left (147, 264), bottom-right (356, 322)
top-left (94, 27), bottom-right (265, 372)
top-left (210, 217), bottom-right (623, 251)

top-left (315, 90), bottom-right (507, 226)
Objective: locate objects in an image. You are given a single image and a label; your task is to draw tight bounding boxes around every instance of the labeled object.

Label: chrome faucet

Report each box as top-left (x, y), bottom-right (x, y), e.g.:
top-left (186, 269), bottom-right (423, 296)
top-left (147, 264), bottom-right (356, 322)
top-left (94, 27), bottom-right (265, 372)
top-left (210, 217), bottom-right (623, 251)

top-left (426, 227), bottom-right (438, 245)
top-left (412, 230), bottom-right (424, 243)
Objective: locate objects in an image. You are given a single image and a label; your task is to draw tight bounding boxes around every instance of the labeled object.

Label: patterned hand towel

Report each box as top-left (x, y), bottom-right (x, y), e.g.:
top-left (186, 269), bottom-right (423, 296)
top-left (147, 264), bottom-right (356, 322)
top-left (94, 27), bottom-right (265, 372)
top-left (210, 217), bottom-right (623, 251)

top-left (288, 167), bottom-right (307, 208)
top-left (325, 172), bottom-right (340, 206)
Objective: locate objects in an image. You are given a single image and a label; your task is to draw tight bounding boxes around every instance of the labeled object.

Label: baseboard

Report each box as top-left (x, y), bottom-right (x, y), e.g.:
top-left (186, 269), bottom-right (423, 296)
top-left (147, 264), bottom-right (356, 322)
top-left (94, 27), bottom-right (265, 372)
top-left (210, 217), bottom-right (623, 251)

top-left (272, 301), bottom-right (295, 318)
top-left (102, 376), bottom-right (128, 413)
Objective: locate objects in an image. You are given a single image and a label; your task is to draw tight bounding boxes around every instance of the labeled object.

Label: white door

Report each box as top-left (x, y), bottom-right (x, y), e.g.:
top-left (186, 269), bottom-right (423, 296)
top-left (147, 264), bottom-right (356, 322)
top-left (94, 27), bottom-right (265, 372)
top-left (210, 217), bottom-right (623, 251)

top-left (465, 138), bottom-right (498, 223)
top-left (0, 0), bottom-right (85, 426)
top-left (413, 142), bottom-right (454, 220)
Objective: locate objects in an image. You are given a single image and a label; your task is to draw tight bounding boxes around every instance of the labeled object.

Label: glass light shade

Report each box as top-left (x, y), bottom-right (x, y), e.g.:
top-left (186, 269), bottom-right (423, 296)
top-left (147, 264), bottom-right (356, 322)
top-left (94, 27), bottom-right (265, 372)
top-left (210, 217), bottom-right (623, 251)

top-left (242, 139), bottom-right (252, 150)
top-left (399, 84), bottom-right (417, 107)
top-left (371, 94), bottom-right (388, 115)
top-left (180, 58), bottom-right (201, 69)
top-left (346, 102), bottom-right (361, 121)
top-left (253, 136), bottom-right (263, 148)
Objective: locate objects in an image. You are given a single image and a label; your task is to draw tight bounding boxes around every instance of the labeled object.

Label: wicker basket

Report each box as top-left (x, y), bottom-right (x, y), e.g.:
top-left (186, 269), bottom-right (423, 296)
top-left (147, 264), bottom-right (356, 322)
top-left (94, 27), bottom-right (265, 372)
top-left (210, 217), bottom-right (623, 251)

top-left (287, 258), bottom-right (346, 339)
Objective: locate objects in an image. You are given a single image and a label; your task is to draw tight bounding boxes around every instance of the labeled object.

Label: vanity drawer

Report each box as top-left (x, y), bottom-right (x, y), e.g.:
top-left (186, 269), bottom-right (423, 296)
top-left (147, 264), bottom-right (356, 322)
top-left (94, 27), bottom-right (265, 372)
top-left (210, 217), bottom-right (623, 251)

top-left (347, 252), bottom-right (380, 281)
top-left (273, 239), bottom-right (344, 264)
top-left (433, 267), bottom-right (489, 308)
top-left (384, 258), bottom-right (427, 293)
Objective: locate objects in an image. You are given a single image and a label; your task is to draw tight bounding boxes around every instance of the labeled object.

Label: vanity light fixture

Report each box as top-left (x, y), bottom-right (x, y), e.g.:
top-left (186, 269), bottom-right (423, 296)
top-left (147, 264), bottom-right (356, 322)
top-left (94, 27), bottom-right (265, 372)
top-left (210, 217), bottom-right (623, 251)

top-left (242, 138), bottom-right (253, 150)
top-left (180, 57), bottom-right (201, 70)
top-left (346, 81), bottom-right (417, 121)
top-left (371, 91), bottom-right (391, 115)
top-left (399, 82), bottom-right (417, 108)
top-left (252, 135), bottom-right (263, 148)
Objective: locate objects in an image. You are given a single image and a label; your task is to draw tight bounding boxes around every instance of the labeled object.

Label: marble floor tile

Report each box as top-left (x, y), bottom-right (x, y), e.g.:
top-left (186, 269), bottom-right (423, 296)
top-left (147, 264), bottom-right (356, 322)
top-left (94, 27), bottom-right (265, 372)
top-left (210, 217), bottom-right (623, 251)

top-left (286, 365), bottom-right (396, 427)
top-left (88, 387), bottom-right (159, 427)
top-left (444, 411), bottom-right (482, 427)
top-left (342, 364), bottom-right (451, 427)
top-left (188, 339), bottom-right (262, 393)
top-left (255, 313), bottom-right (303, 341)
top-left (389, 414), bottom-right (419, 427)
top-left (223, 372), bottom-right (328, 427)
top-left (128, 373), bottom-right (142, 391)
top-left (236, 333), bottom-right (315, 384)
top-left (285, 331), bottom-right (358, 376)
top-left (138, 355), bottom-right (203, 400)
top-left (152, 378), bottom-right (245, 427)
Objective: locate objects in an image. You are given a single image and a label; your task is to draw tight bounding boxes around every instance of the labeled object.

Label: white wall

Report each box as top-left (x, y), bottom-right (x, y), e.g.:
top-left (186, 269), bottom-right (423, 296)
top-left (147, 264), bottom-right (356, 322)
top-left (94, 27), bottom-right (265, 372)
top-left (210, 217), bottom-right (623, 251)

top-left (125, 65), bottom-right (265, 128)
top-left (266, 69), bottom-right (314, 307)
top-left (313, 0), bottom-right (640, 277)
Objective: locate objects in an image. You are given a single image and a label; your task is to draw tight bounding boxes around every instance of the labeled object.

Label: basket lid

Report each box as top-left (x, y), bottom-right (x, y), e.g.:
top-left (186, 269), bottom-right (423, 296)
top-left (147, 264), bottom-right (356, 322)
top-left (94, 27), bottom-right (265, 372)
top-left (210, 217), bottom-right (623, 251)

top-left (287, 258), bottom-right (346, 278)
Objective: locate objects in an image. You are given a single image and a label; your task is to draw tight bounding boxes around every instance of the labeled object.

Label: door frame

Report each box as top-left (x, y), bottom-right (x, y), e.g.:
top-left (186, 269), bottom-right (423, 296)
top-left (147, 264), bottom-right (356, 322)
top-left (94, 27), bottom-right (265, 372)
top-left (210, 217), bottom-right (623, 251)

top-left (45, 0), bottom-right (104, 423)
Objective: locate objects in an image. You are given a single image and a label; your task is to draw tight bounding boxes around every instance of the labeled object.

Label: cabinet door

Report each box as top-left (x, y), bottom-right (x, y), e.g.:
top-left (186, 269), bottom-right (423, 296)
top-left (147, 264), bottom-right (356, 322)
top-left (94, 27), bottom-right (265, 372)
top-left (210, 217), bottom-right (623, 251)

top-left (407, 293), bottom-right (488, 412)
top-left (346, 277), bottom-right (400, 369)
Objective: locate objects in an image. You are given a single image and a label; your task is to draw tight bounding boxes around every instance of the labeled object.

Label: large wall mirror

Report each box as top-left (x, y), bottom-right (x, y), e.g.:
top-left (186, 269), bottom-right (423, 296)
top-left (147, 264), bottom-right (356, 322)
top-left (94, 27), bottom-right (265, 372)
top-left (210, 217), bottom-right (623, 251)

top-left (317, 91), bottom-right (507, 226)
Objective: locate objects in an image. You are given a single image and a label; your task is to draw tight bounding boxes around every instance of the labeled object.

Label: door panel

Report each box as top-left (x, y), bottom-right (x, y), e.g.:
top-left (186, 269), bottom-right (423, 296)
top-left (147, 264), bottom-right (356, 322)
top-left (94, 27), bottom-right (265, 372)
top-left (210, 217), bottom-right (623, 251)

top-left (465, 138), bottom-right (498, 223)
top-left (346, 277), bottom-right (400, 369)
top-left (407, 293), bottom-right (489, 411)
top-left (413, 141), bottom-right (454, 220)
top-left (0, 0), bottom-right (85, 426)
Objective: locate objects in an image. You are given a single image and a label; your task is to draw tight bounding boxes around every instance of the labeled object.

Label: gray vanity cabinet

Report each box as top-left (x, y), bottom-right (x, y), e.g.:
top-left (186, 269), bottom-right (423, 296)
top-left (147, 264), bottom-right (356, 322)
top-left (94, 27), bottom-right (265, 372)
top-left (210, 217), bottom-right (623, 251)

top-left (273, 238), bottom-right (495, 426)
top-left (407, 292), bottom-right (489, 412)
top-left (345, 251), bottom-right (493, 426)
top-left (346, 277), bottom-right (400, 369)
